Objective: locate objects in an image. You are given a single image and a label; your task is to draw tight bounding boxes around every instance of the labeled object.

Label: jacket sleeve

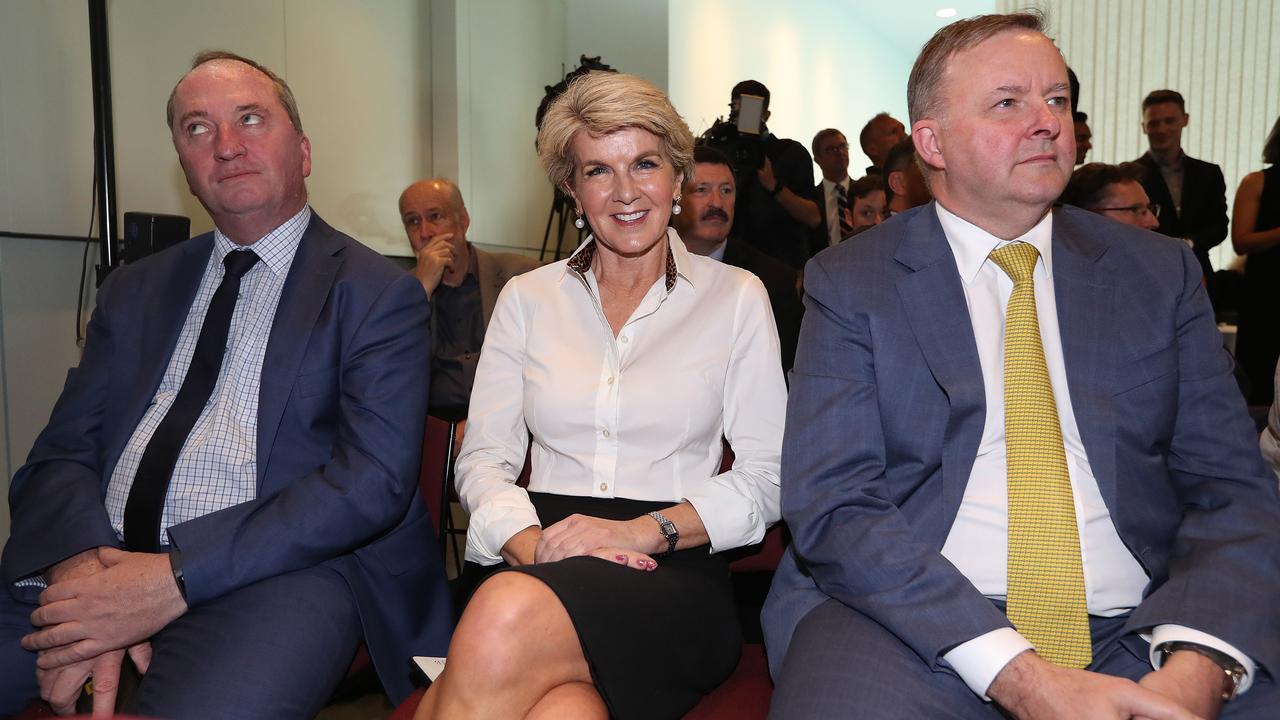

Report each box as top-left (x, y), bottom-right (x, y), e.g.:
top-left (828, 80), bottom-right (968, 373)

top-left (2, 269), bottom-right (127, 594)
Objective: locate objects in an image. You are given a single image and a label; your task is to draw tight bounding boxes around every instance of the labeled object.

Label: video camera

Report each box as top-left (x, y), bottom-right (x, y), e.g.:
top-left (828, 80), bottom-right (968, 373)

top-left (698, 93), bottom-right (768, 188)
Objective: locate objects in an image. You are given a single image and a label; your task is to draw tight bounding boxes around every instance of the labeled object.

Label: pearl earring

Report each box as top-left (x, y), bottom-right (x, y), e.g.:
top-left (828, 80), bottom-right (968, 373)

top-left (574, 213), bottom-right (586, 229)
top-left (672, 197), bottom-right (682, 215)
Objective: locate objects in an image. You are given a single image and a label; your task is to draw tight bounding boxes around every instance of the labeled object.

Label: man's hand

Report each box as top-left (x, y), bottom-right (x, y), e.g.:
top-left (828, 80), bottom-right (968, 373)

top-left (756, 155), bottom-right (778, 194)
top-left (24, 548), bottom-right (186, 670)
top-left (535, 514), bottom-right (659, 570)
top-left (988, 650), bottom-right (1201, 720)
top-left (1138, 650), bottom-right (1228, 719)
top-left (413, 233), bottom-right (456, 297)
top-left (44, 548), bottom-right (109, 585)
top-left (37, 648), bottom-right (123, 717)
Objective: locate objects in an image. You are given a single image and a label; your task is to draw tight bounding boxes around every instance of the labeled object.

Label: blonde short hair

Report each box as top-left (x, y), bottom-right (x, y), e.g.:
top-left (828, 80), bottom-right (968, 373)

top-left (536, 72), bottom-right (694, 192)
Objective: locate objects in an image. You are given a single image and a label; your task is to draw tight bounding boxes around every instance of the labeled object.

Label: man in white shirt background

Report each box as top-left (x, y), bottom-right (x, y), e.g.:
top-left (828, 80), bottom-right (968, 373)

top-left (764, 11), bottom-right (1280, 719)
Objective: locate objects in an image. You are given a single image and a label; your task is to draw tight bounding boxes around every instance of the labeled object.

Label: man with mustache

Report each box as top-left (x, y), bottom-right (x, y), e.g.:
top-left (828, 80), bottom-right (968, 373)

top-left (673, 145), bottom-right (802, 372)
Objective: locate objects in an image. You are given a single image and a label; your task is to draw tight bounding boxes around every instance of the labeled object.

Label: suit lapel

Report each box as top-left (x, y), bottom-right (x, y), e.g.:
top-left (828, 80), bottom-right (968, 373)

top-left (894, 206), bottom-right (986, 520)
top-left (255, 215), bottom-right (344, 488)
top-left (1052, 209), bottom-right (1118, 509)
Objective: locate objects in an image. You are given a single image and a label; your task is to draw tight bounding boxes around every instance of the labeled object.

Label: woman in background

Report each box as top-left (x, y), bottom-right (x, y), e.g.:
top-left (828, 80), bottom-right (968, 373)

top-left (1231, 115), bottom-right (1280, 405)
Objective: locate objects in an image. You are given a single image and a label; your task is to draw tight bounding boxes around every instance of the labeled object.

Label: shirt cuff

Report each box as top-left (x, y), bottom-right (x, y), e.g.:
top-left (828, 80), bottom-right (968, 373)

top-left (464, 501), bottom-right (541, 566)
top-left (942, 627), bottom-right (1034, 700)
top-left (1149, 624), bottom-right (1256, 696)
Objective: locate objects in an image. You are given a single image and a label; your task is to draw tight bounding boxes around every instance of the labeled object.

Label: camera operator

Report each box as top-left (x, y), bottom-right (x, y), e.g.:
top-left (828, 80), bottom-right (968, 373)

top-left (703, 80), bottom-right (820, 270)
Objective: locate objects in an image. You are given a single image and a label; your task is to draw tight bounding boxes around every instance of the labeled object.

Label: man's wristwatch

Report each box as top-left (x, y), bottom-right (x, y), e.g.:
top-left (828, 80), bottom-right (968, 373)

top-left (647, 511), bottom-right (679, 556)
top-left (169, 547), bottom-right (188, 602)
top-left (1156, 641), bottom-right (1246, 701)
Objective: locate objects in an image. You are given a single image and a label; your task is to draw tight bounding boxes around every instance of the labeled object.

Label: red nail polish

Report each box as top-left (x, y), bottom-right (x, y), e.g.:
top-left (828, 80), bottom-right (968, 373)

top-left (615, 554), bottom-right (627, 563)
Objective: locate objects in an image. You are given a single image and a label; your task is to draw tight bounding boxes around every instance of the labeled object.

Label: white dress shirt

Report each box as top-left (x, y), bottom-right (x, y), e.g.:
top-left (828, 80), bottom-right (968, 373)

top-left (456, 228), bottom-right (786, 565)
top-left (821, 177), bottom-right (850, 247)
top-left (931, 203), bottom-right (1255, 698)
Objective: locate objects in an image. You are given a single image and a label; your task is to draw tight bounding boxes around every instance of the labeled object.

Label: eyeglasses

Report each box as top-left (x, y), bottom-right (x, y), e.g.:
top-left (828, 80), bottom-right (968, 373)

top-left (1094, 203), bottom-right (1161, 219)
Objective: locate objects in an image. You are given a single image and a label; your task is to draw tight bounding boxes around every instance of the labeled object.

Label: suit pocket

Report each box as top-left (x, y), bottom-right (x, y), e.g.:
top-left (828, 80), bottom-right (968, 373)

top-left (1114, 342), bottom-right (1177, 395)
top-left (371, 509), bottom-right (432, 576)
top-left (296, 366), bottom-right (340, 398)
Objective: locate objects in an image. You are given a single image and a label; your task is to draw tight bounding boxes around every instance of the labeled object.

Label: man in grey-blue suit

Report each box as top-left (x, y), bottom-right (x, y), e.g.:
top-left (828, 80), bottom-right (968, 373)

top-left (764, 13), bottom-right (1280, 720)
top-left (0, 52), bottom-right (450, 718)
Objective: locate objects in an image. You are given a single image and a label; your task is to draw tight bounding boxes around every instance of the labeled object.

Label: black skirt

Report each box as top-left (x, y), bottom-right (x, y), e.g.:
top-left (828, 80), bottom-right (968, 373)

top-left (459, 492), bottom-right (742, 720)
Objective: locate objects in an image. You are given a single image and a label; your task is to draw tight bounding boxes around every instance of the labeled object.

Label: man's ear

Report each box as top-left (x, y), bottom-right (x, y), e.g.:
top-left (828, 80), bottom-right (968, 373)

top-left (912, 120), bottom-right (945, 172)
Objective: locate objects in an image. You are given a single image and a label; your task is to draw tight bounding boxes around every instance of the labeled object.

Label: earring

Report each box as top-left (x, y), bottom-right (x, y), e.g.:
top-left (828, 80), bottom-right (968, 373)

top-left (672, 197), bottom-right (682, 216)
top-left (574, 211), bottom-right (585, 229)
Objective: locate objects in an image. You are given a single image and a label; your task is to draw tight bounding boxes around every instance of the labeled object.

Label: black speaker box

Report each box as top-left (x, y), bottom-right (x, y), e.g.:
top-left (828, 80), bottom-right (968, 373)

top-left (121, 212), bottom-right (191, 264)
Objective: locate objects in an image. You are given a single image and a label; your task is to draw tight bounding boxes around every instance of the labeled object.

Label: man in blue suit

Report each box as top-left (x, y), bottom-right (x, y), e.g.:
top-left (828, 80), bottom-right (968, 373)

top-left (764, 13), bottom-right (1280, 719)
top-left (0, 51), bottom-right (451, 717)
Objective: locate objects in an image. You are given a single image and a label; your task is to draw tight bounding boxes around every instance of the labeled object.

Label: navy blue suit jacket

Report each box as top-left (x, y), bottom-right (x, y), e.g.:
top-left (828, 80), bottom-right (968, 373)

top-left (1, 214), bottom-right (451, 702)
top-left (763, 203), bottom-right (1280, 678)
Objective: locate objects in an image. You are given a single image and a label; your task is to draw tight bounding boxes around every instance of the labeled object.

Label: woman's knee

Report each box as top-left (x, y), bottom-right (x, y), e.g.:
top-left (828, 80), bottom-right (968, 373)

top-left (450, 572), bottom-right (572, 670)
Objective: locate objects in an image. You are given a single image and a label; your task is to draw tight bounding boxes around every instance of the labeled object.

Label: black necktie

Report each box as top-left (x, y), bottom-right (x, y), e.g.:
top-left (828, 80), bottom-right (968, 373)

top-left (123, 250), bottom-right (261, 552)
top-left (837, 183), bottom-right (853, 239)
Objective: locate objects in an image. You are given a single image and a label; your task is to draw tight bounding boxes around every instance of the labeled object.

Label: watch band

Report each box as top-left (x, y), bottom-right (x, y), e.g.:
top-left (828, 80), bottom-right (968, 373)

top-left (1156, 641), bottom-right (1245, 701)
top-left (169, 547), bottom-right (188, 602)
top-left (647, 511), bottom-right (679, 556)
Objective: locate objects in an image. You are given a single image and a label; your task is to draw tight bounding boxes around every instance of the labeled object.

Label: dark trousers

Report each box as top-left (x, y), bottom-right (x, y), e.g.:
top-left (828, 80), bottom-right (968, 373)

top-left (769, 598), bottom-right (1278, 719)
top-left (0, 564), bottom-right (362, 719)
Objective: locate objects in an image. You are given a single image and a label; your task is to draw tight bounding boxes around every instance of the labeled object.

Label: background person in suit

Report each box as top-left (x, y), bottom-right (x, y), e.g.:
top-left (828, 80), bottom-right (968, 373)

top-left (674, 145), bottom-right (804, 373)
top-left (1133, 89), bottom-right (1229, 305)
top-left (810, 128), bottom-right (854, 253)
top-left (764, 13), bottom-right (1280, 719)
top-left (399, 178), bottom-right (538, 411)
top-left (0, 51), bottom-right (451, 718)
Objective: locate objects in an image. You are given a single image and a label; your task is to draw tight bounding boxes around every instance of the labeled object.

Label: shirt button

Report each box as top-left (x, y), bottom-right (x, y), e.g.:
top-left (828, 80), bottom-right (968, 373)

top-left (599, 482), bottom-right (608, 492)
top-left (602, 429), bottom-right (611, 438)
top-left (620, 336), bottom-right (629, 344)
top-left (607, 376), bottom-right (615, 384)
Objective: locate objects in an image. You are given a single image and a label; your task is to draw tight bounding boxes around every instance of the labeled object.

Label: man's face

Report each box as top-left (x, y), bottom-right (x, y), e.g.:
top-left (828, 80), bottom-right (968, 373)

top-left (851, 190), bottom-right (886, 231)
top-left (1093, 180), bottom-right (1159, 230)
top-left (814, 132), bottom-right (850, 179)
top-left (399, 181), bottom-right (470, 255)
top-left (865, 116), bottom-right (907, 167)
top-left (1074, 120), bottom-right (1092, 164)
top-left (1142, 102), bottom-right (1188, 154)
top-left (675, 162), bottom-right (736, 245)
top-left (170, 60), bottom-right (311, 232)
top-left (925, 31), bottom-right (1074, 224)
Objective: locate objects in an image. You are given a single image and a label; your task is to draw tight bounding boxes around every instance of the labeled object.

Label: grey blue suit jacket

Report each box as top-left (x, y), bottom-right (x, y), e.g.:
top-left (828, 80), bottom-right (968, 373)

top-left (1, 214), bottom-right (451, 702)
top-left (762, 202), bottom-right (1280, 678)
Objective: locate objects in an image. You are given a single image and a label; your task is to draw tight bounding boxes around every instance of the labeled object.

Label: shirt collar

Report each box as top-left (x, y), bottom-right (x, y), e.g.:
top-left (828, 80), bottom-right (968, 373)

top-left (565, 226), bottom-right (691, 293)
top-left (822, 177), bottom-right (850, 194)
top-left (934, 202), bottom-right (1054, 286)
top-left (1146, 148), bottom-right (1185, 171)
top-left (212, 205), bottom-right (310, 277)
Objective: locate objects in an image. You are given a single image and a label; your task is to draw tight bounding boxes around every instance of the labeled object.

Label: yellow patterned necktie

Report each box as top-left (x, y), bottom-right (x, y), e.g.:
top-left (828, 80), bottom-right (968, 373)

top-left (989, 242), bottom-right (1092, 669)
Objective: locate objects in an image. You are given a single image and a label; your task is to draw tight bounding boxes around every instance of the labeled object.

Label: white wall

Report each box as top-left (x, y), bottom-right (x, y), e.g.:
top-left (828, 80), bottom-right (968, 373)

top-left (668, 0), bottom-right (994, 176)
top-left (108, 0), bottom-right (431, 257)
top-left (1010, 0), bottom-right (1280, 270)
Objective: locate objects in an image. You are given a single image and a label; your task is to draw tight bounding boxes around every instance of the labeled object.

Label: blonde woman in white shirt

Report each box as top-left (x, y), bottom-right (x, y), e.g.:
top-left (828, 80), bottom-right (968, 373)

top-left (414, 72), bottom-right (786, 720)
